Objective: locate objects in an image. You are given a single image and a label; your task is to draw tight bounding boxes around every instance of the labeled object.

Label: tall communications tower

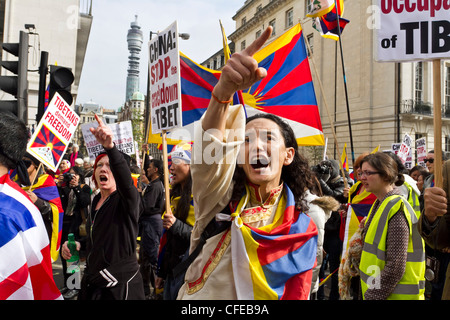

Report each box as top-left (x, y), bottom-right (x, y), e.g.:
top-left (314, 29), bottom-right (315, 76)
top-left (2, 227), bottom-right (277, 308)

top-left (126, 15), bottom-right (143, 102)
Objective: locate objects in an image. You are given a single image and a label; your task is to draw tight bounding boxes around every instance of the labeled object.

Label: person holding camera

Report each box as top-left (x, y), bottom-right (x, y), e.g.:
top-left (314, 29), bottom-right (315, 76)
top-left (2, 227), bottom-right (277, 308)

top-left (57, 165), bottom-right (91, 299)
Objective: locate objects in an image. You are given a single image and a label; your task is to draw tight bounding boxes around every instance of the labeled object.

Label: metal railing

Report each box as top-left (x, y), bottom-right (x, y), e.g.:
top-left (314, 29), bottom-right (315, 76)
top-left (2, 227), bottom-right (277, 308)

top-left (400, 99), bottom-right (450, 118)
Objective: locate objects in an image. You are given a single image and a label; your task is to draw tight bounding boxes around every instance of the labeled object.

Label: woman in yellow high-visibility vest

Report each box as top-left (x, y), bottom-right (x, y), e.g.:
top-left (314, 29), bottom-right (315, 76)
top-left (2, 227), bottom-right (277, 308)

top-left (358, 152), bottom-right (425, 300)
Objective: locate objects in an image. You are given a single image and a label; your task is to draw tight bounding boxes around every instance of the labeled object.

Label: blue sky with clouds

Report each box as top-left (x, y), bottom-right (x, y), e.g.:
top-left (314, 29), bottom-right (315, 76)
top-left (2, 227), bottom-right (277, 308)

top-left (77, 0), bottom-right (244, 109)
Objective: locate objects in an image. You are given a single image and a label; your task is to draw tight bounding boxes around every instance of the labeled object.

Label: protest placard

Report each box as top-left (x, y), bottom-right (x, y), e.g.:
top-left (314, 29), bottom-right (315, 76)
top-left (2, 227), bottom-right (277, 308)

top-left (376, 0), bottom-right (450, 62)
top-left (27, 93), bottom-right (80, 172)
top-left (416, 137), bottom-right (427, 167)
top-left (397, 134), bottom-right (412, 165)
top-left (81, 120), bottom-right (135, 160)
top-left (149, 20), bottom-right (183, 134)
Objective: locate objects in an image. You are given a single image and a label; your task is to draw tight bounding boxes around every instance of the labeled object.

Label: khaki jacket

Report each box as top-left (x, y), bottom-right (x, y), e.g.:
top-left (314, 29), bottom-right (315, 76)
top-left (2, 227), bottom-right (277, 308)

top-left (418, 160), bottom-right (450, 299)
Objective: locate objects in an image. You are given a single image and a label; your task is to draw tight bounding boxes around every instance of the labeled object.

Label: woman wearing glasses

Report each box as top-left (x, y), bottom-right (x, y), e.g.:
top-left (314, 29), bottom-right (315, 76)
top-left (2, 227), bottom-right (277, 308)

top-left (358, 152), bottom-right (426, 300)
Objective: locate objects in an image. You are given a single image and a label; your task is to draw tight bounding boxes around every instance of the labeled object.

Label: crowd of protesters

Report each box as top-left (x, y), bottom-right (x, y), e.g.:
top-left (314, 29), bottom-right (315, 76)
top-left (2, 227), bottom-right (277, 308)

top-left (1, 27), bottom-right (449, 300)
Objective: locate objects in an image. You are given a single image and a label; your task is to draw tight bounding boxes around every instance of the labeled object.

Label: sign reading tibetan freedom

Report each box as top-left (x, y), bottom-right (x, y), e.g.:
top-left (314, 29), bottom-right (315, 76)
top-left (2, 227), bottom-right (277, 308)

top-left (27, 93), bottom-right (79, 172)
top-left (149, 20), bottom-right (182, 134)
top-left (376, 0), bottom-right (450, 61)
top-left (81, 120), bottom-right (135, 160)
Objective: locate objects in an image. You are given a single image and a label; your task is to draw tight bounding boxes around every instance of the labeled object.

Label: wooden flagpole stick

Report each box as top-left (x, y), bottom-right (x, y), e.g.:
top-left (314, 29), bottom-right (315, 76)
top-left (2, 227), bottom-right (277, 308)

top-left (161, 129), bottom-right (172, 213)
top-left (301, 22), bottom-right (347, 188)
top-left (433, 59), bottom-right (443, 188)
top-left (29, 163), bottom-right (43, 190)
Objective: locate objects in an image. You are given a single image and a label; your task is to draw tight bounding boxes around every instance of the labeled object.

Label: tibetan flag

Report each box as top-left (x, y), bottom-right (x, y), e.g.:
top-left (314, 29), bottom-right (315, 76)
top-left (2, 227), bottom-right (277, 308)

top-left (0, 173), bottom-right (62, 300)
top-left (313, 0), bottom-right (349, 41)
top-left (230, 184), bottom-right (318, 300)
top-left (178, 23), bottom-right (323, 146)
top-left (180, 52), bottom-right (221, 127)
top-left (306, 0), bottom-right (336, 18)
top-left (341, 181), bottom-right (377, 257)
top-left (29, 124), bottom-right (66, 170)
top-left (220, 19), bottom-right (245, 107)
top-left (220, 19), bottom-right (232, 63)
top-left (23, 174), bottom-right (64, 262)
top-left (340, 143), bottom-right (349, 171)
top-left (247, 23), bottom-right (324, 146)
top-left (371, 145), bottom-right (380, 154)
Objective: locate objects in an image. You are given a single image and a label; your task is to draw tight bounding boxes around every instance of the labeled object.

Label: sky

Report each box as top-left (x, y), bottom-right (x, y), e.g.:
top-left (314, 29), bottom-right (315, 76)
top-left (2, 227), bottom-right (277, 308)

top-left (77, 0), bottom-right (244, 110)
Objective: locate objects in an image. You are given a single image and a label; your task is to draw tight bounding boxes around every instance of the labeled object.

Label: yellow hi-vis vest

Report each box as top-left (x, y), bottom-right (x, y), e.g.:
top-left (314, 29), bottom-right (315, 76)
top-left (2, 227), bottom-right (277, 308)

top-left (360, 195), bottom-right (425, 300)
top-left (402, 181), bottom-right (421, 220)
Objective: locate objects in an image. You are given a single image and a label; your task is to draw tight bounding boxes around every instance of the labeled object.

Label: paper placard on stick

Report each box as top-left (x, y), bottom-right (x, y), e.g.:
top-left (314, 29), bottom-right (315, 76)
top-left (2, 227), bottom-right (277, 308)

top-left (27, 93), bottom-right (80, 172)
top-left (375, 1), bottom-right (450, 62)
top-left (416, 137), bottom-right (427, 167)
top-left (81, 120), bottom-right (135, 160)
top-left (149, 20), bottom-right (183, 134)
top-left (397, 134), bottom-right (412, 164)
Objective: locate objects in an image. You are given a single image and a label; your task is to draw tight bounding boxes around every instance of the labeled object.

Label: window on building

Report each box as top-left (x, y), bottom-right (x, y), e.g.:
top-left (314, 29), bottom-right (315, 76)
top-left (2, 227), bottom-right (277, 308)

top-left (445, 65), bottom-right (450, 107)
top-left (307, 33), bottom-right (314, 56)
top-left (286, 8), bottom-right (294, 29)
top-left (415, 62), bottom-right (423, 103)
top-left (256, 4), bottom-right (262, 12)
top-left (241, 17), bottom-right (246, 26)
top-left (241, 40), bottom-right (246, 51)
top-left (213, 58), bottom-right (217, 70)
top-left (445, 135), bottom-right (450, 154)
top-left (256, 29), bottom-right (262, 39)
top-left (305, 0), bottom-right (313, 16)
top-left (220, 55), bottom-right (225, 67)
top-left (269, 19), bottom-right (276, 36)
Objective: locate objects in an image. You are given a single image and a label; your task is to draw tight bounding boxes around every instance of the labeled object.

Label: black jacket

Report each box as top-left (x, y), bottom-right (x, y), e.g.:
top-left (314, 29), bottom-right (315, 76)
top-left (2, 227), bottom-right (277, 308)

top-left (83, 145), bottom-right (143, 298)
top-left (157, 196), bottom-right (193, 280)
top-left (141, 177), bottom-right (165, 217)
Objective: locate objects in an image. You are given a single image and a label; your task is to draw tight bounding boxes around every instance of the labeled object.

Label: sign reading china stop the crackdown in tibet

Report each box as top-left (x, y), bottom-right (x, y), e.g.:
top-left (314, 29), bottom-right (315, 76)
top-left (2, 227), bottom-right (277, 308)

top-left (149, 21), bottom-right (183, 134)
top-left (376, 0), bottom-right (450, 61)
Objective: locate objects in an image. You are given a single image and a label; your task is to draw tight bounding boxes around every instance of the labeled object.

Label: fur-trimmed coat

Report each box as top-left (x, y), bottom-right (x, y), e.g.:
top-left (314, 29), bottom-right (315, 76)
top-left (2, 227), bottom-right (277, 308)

top-left (304, 190), bottom-right (340, 294)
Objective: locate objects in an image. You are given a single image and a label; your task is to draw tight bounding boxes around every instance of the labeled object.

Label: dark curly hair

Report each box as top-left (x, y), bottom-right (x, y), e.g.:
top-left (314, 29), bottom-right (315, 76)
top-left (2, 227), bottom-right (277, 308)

top-left (231, 113), bottom-right (317, 211)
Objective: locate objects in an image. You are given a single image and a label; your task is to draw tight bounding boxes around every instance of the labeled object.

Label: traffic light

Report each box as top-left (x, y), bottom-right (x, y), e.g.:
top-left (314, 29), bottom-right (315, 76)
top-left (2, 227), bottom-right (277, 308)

top-left (0, 31), bottom-right (29, 121)
top-left (48, 65), bottom-right (74, 106)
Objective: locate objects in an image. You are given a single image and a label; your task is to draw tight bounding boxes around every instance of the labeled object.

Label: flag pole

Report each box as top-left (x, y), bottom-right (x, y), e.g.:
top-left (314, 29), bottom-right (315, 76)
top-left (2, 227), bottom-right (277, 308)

top-left (334, 0), bottom-right (355, 168)
top-left (29, 163), bottom-right (43, 190)
top-left (433, 59), bottom-right (443, 188)
top-left (301, 22), bottom-right (347, 187)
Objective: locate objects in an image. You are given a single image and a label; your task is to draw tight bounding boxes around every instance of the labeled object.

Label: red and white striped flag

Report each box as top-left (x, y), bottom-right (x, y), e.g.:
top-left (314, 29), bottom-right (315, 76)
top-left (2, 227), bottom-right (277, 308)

top-left (0, 173), bottom-right (62, 300)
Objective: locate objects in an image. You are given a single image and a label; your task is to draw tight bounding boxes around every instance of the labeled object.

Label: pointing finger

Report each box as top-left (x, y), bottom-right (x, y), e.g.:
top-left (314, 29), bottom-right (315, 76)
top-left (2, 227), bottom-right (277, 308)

top-left (243, 26), bottom-right (272, 57)
top-left (94, 113), bottom-right (104, 127)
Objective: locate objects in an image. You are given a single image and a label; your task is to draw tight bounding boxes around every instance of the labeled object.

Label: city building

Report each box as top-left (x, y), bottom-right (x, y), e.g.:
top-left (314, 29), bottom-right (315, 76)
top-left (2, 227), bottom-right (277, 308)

top-left (222, 0), bottom-right (450, 165)
top-left (118, 91), bottom-right (145, 148)
top-left (125, 15), bottom-right (143, 103)
top-left (0, 0), bottom-right (93, 126)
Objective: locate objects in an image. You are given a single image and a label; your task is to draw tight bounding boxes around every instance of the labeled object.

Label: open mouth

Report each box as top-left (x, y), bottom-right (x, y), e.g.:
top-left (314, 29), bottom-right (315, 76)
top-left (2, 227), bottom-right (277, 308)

top-left (250, 156), bottom-right (270, 170)
top-left (99, 175), bottom-right (108, 183)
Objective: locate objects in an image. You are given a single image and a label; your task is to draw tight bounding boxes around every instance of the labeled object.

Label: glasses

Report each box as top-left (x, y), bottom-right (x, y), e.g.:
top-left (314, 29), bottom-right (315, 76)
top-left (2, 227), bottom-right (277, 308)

top-left (424, 158), bottom-right (434, 164)
top-left (360, 170), bottom-right (380, 178)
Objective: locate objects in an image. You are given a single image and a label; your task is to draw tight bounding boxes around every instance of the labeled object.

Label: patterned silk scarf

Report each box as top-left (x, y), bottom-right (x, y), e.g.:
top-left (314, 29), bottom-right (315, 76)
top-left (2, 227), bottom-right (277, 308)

top-left (221, 183), bottom-right (318, 300)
